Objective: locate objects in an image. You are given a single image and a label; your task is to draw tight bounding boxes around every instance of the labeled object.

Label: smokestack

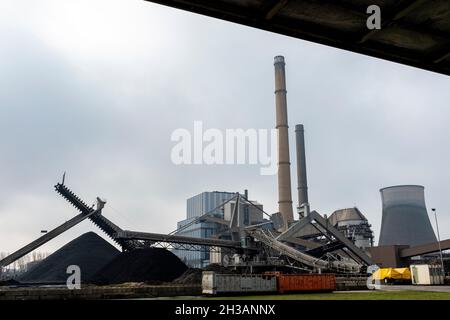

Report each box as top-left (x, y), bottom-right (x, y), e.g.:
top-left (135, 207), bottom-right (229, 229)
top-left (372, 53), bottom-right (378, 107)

top-left (274, 55), bottom-right (294, 230)
top-left (295, 124), bottom-right (309, 215)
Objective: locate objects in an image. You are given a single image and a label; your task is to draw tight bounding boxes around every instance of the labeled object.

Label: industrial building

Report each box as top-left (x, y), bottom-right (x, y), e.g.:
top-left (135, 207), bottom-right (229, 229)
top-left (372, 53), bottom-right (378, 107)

top-left (223, 198), bottom-right (264, 226)
top-left (328, 208), bottom-right (374, 251)
top-left (174, 191), bottom-right (235, 267)
top-left (174, 191), bottom-right (264, 268)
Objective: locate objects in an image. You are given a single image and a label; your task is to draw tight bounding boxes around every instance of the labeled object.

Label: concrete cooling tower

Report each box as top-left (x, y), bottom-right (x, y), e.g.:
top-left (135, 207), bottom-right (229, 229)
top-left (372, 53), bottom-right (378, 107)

top-left (379, 185), bottom-right (437, 246)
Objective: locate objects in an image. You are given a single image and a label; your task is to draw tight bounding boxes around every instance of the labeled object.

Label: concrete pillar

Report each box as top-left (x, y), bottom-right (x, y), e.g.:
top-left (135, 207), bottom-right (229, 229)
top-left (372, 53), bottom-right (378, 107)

top-left (274, 55), bottom-right (294, 230)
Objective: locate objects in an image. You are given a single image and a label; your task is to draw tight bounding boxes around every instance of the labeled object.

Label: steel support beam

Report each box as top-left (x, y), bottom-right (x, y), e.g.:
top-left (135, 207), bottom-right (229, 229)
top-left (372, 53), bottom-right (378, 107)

top-left (0, 208), bottom-right (101, 268)
top-left (115, 230), bottom-right (242, 249)
top-left (399, 239), bottom-right (450, 258)
top-left (308, 211), bottom-right (373, 265)
top-left (284, 237), bottom-right (321, 249)
top-left (199, 215), bottom-right (229, 225)
top-left (276, 214), bottom-right (313, 241)
top-left (276, 210), bottom-right (372, 265)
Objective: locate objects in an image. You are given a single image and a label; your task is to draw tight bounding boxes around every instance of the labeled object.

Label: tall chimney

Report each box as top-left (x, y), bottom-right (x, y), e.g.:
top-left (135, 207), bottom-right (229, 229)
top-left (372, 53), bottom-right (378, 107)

top-left (274, 56), bottom-right (294, 230)
top-left (295, 124), bottom-right (309, 213)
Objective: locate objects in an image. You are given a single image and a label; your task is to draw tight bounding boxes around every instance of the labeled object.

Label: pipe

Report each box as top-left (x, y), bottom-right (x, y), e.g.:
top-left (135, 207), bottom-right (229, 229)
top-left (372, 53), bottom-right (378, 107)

top-left (274, 55), bottom-right (294, 230)
top-left (295, 124), bottom-right (309, 214)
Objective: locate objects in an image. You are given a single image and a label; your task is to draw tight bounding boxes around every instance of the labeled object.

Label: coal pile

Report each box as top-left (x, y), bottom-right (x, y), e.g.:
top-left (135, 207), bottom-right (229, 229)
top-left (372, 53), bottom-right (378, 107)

top-left (0, 279), bottom-right (20, 286)
top-left (93, 248), bottom-right (187, 285)
top-left (172, 268), bottom-right (202, 284)
top-left (18, 232), bottom-right (120, 284)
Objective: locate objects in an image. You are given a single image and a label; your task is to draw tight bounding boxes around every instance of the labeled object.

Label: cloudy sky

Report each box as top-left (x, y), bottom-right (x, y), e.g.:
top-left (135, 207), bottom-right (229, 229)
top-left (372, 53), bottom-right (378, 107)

top-left (1, 0), bottom-right (449, 255)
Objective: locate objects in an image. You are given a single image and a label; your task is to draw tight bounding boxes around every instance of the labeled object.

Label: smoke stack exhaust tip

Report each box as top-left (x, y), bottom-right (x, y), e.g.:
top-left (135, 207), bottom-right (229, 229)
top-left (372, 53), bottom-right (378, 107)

top-left (274, 56), bottom-right (285, 64)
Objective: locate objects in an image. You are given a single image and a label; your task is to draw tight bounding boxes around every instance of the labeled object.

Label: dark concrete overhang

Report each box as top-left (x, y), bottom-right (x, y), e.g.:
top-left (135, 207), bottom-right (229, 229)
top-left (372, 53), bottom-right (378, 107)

top-left (145, 0), bottom-right (450, 76)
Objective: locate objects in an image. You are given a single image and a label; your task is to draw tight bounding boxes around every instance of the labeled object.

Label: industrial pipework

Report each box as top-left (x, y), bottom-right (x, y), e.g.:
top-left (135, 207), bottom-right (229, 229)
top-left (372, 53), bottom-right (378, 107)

top-left (274, 55), bottom-right (294, 230)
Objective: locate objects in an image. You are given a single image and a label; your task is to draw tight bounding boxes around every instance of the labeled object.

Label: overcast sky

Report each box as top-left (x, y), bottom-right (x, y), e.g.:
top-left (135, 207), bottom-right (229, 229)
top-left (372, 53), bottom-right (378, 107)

top-left (1, 0), bottom-right (449, 254)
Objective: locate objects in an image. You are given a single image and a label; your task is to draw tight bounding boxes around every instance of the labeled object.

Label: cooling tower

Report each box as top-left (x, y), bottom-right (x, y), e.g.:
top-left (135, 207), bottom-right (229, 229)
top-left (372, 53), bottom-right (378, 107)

top-left (379, 185), bottom-right (437, 246)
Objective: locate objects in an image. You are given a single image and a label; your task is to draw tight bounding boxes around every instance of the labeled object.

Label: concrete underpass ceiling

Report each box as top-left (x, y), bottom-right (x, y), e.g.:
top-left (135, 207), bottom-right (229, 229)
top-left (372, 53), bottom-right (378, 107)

top-left (145, 0), bottom-right (450, 76)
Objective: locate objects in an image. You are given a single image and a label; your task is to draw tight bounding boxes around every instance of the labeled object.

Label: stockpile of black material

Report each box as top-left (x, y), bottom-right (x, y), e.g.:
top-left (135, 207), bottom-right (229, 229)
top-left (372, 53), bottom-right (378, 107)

top-left (18, 232), bottom-right (120, 284)
top-left (93, 248), bottom-right (188, 285)
top-left (172, 268), bottom-right (202, 284)
top-left (0, 279), bottom-right (20, 286)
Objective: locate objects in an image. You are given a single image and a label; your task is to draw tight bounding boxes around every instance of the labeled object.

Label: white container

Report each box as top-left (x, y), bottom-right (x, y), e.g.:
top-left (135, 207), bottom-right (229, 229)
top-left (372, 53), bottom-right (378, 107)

top-left (209, 247), bottom-right (222, 264)
top-left (202, 271), bottom-right (277, 295)
top-left (410, 264), bottom-right (444, 285)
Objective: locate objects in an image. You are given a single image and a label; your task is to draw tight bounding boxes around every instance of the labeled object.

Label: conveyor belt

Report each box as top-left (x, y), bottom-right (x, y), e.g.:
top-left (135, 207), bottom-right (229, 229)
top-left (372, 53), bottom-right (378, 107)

top-left (54, 183), bottom-right (136, 251)
top-left (0, 208), bottom-right (100, 268)
top-left (250, 228), bottom-right (361, 273)
top-left (277, 211), bottom-right (373, 265)
top-left (115, 230), bottom-right (243, 249)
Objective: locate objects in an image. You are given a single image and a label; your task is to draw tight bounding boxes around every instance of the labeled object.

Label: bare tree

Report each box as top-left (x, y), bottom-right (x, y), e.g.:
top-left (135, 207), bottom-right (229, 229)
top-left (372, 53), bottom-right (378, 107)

top-left (0, 251), bottom-right (51, 273)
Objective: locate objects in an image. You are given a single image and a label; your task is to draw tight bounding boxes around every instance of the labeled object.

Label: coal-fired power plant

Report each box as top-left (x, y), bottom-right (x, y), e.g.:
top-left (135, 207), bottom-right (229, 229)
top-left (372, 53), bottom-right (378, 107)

top-left (2, 55), bottom-right (450, 299)
top-left (295, 124), bottom-right (308, 216)
top-left (274, 56), bottom-right (294, 230)
top-left (379, 185), bottom-right (437, 246)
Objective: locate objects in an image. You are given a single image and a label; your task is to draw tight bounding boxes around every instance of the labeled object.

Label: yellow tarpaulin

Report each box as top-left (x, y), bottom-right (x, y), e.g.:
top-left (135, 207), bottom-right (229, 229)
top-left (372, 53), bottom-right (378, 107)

top-left (372, 268), bottom-right (411, 281)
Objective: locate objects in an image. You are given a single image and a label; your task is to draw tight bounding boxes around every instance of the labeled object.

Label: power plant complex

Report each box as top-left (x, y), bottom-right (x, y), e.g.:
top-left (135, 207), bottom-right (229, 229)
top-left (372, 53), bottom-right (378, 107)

top-left (1, 56), bottom-right (449, 298)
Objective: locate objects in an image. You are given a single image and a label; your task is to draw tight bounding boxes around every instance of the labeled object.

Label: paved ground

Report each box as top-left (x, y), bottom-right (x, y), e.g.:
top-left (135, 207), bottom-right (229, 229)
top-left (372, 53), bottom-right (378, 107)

top-left (137, 286), bottom-right (450, 299)
top-left (380, 285), bottom-right (450, 293)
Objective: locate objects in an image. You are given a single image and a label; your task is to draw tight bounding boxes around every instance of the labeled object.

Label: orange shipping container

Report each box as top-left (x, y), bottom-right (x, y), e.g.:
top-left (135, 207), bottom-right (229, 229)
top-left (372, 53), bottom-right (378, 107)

top-left (274, 273), bottom-right (336, 294)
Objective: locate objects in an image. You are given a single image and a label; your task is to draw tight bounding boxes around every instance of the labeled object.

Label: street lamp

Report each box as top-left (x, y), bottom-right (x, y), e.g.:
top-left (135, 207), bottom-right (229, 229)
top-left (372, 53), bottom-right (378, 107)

top-left (431, 208), bottom-right (445, 279)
